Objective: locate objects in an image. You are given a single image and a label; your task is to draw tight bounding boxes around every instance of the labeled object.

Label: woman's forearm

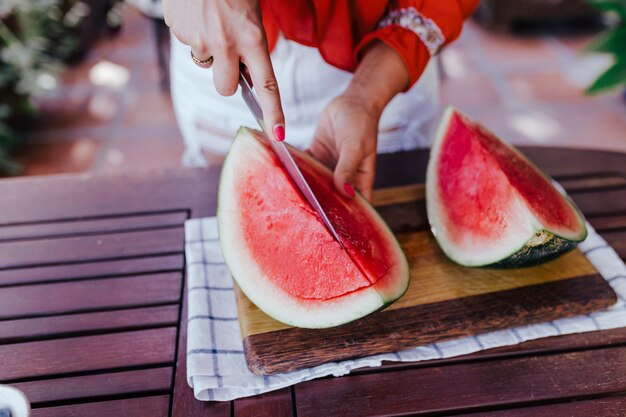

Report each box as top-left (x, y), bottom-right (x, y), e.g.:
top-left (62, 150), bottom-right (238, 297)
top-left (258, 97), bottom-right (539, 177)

top-left (343, 41), bottom-right (411, 117)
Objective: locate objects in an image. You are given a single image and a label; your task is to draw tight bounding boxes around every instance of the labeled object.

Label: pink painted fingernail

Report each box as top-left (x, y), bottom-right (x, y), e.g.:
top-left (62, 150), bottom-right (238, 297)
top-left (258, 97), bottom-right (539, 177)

top-left (344, 182), bottom-right (356, 197)
top-left (273, 124), bottom-right (285, 141)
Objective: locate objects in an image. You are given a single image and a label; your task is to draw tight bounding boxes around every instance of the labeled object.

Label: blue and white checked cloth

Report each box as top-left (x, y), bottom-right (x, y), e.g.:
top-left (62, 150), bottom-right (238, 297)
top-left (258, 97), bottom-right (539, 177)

top-left (185, 217), bottom-right (626, 401)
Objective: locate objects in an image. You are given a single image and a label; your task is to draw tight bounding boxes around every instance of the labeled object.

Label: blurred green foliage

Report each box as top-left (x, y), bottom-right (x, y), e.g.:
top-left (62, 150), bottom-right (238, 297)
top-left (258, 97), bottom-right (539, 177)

top-left (0, 0), bottom-right (89, 175)
top-left (585, 0), bottom-right (626, 94)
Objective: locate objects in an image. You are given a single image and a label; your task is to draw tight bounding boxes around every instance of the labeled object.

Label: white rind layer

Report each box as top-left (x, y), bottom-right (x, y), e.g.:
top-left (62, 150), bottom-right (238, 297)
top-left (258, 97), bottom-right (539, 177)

top-left (218, 128), bottom-right (408, 328)
top-left (426, 106), bottom-right (587, 267)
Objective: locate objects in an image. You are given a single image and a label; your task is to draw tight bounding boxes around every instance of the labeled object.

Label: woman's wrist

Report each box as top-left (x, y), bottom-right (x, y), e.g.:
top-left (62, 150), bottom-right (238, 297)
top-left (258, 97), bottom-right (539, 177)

top-left (343, 40), bottom-right (410, 118)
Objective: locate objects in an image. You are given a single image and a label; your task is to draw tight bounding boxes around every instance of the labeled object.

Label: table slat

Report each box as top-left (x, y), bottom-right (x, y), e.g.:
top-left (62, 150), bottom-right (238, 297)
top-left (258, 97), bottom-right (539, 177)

top-left (570, 189), bottom-right (626, 215)
top-left (0, 305), bottom-right (179, 344)
top-left (588, 214), bottom-right (626, 232)
top-left (0, 273), bottom-right (181, 320)
top-left (0, 255), bottom-right (184, 287)
top-left (457, 396), bottom-right (626, 416)
top-left (30, 395), bottom-right (171, 417)
top-left (0, 328), bottom-right (177, 382)
top-left (352, 326), bottom-right (626, 375)
top-left (171, 269), bottom-right (233, 417)
top-left (12, 367), bottom-right (172, 405)
top-left (0, 211), bottom-right (188, 241)
top-left (374, 186), bottom-right (625, 236)
top-left (295, 346), bottom-right (626, 417)
top-left (0, 168), bottom-right (218, 224)
top-left (602, 230), bottom-right (626, 260)
top-left (558, 175), bottom-right (626, 192)
top-left (0, 228), bottom-right (184, 269)
top-left (233, 388), bottom-right (293, 417)
top-left (523, 148), bottom-right (626, 178)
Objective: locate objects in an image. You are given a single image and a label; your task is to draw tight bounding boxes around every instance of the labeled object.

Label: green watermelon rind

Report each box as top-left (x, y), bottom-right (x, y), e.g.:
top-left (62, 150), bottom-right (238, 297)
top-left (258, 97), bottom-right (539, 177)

top-left (426, 106), bottom-right (588, 268)
top-left (491, 230), bottom-right (579, 268)
top-left (217, 127), bottom-right (409, 328)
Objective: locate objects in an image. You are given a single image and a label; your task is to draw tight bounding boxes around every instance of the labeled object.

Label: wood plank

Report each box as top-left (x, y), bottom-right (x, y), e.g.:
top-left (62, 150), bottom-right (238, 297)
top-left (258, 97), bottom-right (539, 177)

top-left (0, 228), bottom-right (184, 269)
top-left (371, 147), bottom-right (626, 190)
top-left (0, 211), bottom-right (188, 241)
top-left (12, 367), bottom-right (172, 404)
top-left (354, 326), bottom-right (626, 376)
top-left (0, 167), bottom-right (219, 225)
top-left (522, 147), bottom-right (626, 178)
top-left (0, 273), bottom-right (182, 320)
top-left (372, 174), bottom-right (626, 209)
top-left (462, 326), bottom-right (626, 358)
top-left (295, 346), bottom-right (626, 417)
top-left (458, 396), bottom-right (626, 416)
top-left (376, 201), bottom-right (428, 232)
top-left (233, 388), bottom-right (293, 417)
top-left (0, 305), bottom-right (179, 344)
top-left (588, 214), bottom-right (626, 233)
top-left (373, 150), bottom-right (428, 189)
top-left (570, 189), bottom-right (626, 216)
top-left (0, 328), bottom-right (177, 381)
top-left (30, 395), bottom-right (170, 417)
top-left (373, 186), bottom-right (626, 235)
top-left (0, 255), bottom-right (184, 286)
top-left (558, 174), bottom-right (626, 192)
top-left (242, 274), bottom-right (615, 375)
top-left (373, 184), bottom-right (626, 225)
top-left (602, 230), bottom-right (626, 260)
top-left (172, 274), bottom-right (232, 417)
top-left (372, 184), bottom-right (425, 207)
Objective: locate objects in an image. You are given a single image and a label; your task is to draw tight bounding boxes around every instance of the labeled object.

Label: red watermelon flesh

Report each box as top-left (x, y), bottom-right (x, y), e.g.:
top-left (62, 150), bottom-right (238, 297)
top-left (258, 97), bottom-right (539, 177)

top-left (218, 128), bottom-right (408, 328)
top-left (427, 107), bottom-right (587, 267)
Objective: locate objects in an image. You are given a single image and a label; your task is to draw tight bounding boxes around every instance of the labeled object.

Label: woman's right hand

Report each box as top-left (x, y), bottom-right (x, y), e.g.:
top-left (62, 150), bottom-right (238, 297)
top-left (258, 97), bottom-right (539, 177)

top-left (163, 0), bottom-right (285, 141)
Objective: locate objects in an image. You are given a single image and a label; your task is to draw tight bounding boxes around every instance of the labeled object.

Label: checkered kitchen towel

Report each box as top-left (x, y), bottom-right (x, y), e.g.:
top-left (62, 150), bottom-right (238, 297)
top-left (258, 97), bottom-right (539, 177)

top-left (185, 217), bottom-right (626, 401)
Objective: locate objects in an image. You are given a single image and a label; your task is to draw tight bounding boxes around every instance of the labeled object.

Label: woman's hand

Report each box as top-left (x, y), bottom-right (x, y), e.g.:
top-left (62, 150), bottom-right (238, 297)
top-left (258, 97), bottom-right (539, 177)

top-left (307, 41), bottom-right (410, 201)
top-left (163, 0), bottom-right (285, 140)
top-left (308, 92), bottom-right (380, 202)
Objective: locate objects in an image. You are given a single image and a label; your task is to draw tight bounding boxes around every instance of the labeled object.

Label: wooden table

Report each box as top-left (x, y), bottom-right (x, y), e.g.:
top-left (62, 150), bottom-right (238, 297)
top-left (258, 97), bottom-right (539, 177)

top-left (0, 147), bottom-right (625, 417)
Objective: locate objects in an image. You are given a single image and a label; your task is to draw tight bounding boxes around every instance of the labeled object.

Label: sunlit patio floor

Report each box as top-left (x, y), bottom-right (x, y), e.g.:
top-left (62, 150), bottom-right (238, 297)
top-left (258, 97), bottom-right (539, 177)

top-left (10, 5), bottom-right (626, 177)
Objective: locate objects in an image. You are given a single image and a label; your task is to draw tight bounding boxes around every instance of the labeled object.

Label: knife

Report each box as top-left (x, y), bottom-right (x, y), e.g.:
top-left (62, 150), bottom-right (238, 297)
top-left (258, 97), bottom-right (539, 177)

top-left (238, 72), bottom-right (345, 246)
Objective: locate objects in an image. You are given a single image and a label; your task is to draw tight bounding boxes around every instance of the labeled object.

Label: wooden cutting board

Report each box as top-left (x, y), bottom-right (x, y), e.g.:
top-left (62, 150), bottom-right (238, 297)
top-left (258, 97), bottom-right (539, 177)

top-left (234, 184), bottom-right (617, 375)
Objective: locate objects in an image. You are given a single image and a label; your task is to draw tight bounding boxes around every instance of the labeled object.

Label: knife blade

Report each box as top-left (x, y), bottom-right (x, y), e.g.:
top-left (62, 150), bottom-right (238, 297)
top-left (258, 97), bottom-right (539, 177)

top-left (238, 73), bottom-right (345, 246)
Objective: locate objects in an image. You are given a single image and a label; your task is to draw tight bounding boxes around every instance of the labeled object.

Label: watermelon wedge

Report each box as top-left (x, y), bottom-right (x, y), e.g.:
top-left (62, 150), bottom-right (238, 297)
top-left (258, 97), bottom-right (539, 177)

top-left (426, 107), bottom-right (587, 268)
top-left (218, 128), bottom-right (409, 328)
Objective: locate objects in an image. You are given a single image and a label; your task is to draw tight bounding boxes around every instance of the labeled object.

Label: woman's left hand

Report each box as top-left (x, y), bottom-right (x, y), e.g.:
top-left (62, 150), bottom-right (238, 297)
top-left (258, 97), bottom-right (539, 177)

top-left (307, 41), bottom-right (410, 202)
top-left (307, 91), bottom-right (380, 202)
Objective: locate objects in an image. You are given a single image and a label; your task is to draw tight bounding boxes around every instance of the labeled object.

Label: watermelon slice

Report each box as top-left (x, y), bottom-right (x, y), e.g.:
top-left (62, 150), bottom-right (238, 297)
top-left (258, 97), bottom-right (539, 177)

top-left (218, 128), bottom-right (409, 328)
top-left (426, 107), bottom-right (587, 268)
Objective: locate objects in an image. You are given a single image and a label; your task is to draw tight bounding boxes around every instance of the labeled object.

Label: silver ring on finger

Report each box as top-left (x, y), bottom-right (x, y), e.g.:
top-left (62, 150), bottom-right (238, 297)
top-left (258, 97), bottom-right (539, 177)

top-left (190, 50), bottom-right (214, 68)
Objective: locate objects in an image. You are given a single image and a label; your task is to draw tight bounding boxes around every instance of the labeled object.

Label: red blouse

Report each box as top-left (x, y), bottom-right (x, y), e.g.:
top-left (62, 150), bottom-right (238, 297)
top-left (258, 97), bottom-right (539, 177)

top-left (261, 0), bottom-right (479, 89)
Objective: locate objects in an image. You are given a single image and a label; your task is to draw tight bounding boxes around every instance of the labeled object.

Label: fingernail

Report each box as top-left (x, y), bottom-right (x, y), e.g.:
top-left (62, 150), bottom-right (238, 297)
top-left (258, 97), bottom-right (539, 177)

top-left (344, 182), bottom-right (356, 198)
top-left (273, 124), bottom-right (285, 141)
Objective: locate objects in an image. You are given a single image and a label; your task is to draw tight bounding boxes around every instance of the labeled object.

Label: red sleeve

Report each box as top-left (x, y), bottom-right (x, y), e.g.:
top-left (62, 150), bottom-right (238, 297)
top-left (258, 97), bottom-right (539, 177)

top-left (355, 0), bottom-right (479, 89)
